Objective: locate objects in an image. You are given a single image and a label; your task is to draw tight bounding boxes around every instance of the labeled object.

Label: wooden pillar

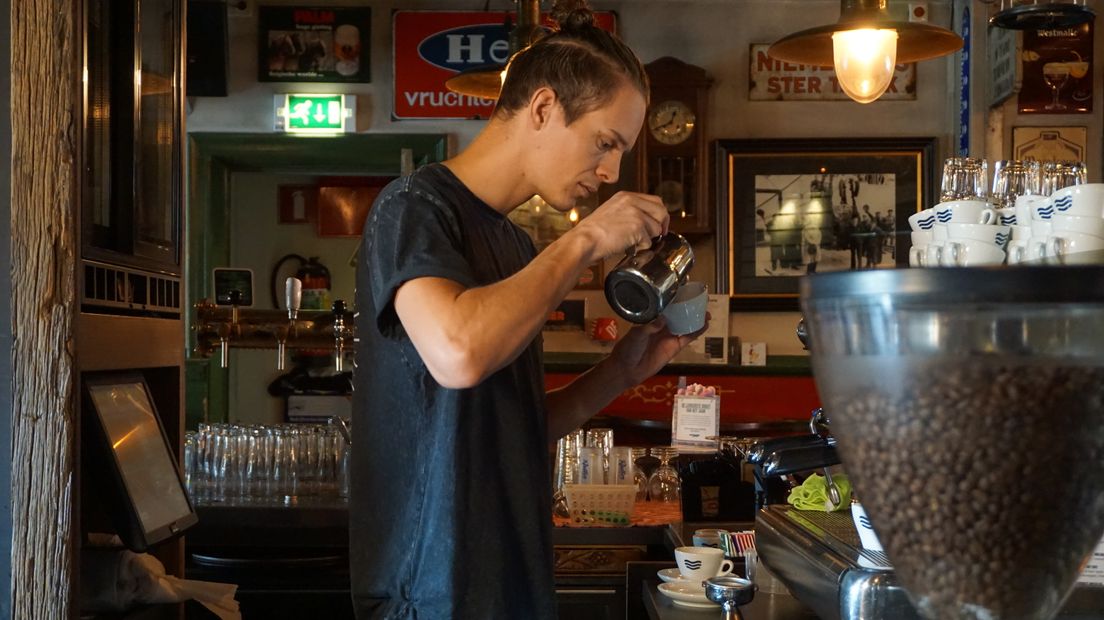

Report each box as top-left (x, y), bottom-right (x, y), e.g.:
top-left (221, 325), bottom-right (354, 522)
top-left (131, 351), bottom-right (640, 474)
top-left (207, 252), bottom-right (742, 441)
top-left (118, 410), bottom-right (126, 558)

top-left (10, 0), bottom-right (79, 617)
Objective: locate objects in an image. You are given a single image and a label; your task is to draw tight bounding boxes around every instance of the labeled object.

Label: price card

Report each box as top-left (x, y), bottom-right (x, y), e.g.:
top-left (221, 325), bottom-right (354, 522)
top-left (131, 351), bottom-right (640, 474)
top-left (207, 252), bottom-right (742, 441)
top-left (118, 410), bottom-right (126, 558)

top-left (672, 395), bottom-right (720, 454)
top-left (1078, 535), bottom-right (1104, 586)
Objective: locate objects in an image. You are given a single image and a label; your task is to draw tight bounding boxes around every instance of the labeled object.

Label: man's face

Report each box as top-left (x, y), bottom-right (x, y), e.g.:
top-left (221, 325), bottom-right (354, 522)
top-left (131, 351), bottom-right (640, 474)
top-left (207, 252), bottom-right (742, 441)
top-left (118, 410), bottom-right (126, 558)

top-left (531, 83), bottom-right (646, 211)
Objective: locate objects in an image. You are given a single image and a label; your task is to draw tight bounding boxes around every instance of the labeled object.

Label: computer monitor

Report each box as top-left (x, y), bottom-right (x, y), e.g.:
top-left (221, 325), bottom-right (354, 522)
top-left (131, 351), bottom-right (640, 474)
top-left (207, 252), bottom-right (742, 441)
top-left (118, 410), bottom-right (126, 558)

top-left (82, 372), bottom-right (197, 552)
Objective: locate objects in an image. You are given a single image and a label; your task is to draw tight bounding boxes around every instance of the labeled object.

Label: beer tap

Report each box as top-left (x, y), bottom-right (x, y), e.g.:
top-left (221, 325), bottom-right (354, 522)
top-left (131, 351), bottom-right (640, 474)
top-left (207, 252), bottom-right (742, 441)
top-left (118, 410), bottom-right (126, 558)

top-left (332, 299), bottom-right (348, 372)
top-left (274, 324), bottom-right (289, 370)
top-left (217, 289), bottom-right (244, 369)
top-left (286, 277), bottom-right (302, 321)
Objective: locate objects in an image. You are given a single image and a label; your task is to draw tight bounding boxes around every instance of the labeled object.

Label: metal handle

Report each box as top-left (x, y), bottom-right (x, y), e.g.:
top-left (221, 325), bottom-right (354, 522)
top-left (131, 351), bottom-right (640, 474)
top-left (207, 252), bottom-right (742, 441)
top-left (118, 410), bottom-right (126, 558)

top-left (286, 277), bottom-right (302, 320)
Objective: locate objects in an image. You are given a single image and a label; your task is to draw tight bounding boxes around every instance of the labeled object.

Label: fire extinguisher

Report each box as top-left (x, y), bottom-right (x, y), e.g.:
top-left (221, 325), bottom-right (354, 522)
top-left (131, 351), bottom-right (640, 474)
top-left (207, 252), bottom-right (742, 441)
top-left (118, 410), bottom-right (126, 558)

top-left (271, 254), bottom-right (332, 311)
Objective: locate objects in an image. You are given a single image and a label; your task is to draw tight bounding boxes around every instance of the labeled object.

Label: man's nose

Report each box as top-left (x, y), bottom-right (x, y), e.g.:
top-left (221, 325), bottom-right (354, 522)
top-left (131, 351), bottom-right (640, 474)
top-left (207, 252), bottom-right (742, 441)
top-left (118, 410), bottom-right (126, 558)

top-left (596, 152), bottom-right (621, 184)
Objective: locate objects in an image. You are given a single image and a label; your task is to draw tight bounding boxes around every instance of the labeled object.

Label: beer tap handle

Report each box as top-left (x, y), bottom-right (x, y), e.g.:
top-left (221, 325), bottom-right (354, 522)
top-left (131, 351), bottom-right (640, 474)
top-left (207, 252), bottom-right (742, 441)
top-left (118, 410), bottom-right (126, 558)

top-left (274, 324), bottom-right (289, 371)
top-left (286, 277), bottom-right (302, 321)
top-left (228, 289), bottom-right (242, 328)
top-left (332, 299), bottom-right (347, 372)
top-left (217, 322), bottom-right (232, 369)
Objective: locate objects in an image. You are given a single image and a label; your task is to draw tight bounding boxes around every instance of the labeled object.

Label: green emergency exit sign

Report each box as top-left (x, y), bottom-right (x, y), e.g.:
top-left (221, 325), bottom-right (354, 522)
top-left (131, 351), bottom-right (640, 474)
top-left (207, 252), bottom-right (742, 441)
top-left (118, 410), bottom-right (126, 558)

top-left (281, 94), bottom-right (349, 134)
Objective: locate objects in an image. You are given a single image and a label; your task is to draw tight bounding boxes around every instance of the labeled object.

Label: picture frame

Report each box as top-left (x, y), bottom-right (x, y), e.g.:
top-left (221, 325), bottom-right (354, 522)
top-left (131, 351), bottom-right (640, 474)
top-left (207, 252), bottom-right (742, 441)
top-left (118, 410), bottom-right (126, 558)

top-left (258, 6), bottom-right (371, 83)
top-left (715, 137), bottom-right (936, 311)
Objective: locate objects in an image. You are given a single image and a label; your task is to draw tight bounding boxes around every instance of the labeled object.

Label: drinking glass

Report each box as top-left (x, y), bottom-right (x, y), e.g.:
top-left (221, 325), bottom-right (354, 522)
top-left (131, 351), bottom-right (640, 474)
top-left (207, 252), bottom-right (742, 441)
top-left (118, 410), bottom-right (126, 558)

top-left (631, 447), bottom-right (649, 501)
top-left (585, 427), bottom-right (614, 482)
top-left (1042, 161), bottom-right (1087, 195)
top-left (940, 157), bottom-right (988, 201)
top-left (1043, 62), bottom-right (1071, 111)
top-left (647, 447), bottom-right (681, 503)
top-left (991, 160), bottom-right (1041, 208)
top-left (183, 430), bottom-right (197, 498)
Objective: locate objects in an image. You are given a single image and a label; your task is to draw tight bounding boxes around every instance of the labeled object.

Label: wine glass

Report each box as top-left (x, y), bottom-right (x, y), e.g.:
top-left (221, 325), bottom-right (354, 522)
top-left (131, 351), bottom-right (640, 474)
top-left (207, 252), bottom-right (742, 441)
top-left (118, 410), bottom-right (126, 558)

top-left (647, 447), bottom-right (681, 503)
top-left (631, 447), bottom-right (649, 501)
top-left (1043, 62), bottom-right (1071, 111)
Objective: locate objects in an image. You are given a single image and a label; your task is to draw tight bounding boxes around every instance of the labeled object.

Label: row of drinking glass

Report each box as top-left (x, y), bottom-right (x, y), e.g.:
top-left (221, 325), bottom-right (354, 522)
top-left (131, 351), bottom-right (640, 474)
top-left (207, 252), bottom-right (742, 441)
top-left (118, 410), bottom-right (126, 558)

top-left (184, 422), bottom-right (350, 502)
top-left (554, 429), bottom-right (682, 507)
top-left (940, 158), bottom-right (1086, 206)
top-left (910, 184), bottom-right (1104, 267)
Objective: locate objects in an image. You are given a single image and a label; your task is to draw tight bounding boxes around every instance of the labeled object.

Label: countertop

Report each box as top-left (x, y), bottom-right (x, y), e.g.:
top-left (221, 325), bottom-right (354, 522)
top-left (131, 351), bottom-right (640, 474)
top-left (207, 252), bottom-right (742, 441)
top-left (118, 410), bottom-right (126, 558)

top-left (643, 578), bottom-right (819, 620)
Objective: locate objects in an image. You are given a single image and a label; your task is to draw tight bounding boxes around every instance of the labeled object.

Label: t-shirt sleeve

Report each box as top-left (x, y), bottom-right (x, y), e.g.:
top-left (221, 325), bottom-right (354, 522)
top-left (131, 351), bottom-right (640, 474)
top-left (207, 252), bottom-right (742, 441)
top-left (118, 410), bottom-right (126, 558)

top-left (362, 186), bottom-right (478, 338)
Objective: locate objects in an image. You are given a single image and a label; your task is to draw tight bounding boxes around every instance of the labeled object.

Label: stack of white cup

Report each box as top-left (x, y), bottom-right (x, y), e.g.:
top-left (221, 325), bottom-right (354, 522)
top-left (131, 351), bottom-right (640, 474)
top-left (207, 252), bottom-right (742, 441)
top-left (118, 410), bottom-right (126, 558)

top-left (909, 198), bottom-right (1010, 267)
top-left (911, 183), bottom-right (1104, 268)
top-left (1018, 184), bottom-right (1104, 265)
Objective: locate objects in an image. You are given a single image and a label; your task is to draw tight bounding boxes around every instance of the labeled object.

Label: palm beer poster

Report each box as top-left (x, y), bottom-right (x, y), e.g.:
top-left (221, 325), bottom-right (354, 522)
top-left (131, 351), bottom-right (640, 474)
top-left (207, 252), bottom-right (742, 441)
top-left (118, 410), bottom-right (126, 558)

top-left (392, 11), bottom-right (616, 120)
top-left (259, 6), bottom-right (371, 83)
top-left (1018, 22), bottom-right (1092, 114)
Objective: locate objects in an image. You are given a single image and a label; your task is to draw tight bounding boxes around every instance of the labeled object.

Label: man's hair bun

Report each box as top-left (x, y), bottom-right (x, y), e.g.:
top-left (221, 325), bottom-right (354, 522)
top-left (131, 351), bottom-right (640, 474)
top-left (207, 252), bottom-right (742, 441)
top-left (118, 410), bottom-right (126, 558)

top-left (551, 0), bottom-right (596, 32)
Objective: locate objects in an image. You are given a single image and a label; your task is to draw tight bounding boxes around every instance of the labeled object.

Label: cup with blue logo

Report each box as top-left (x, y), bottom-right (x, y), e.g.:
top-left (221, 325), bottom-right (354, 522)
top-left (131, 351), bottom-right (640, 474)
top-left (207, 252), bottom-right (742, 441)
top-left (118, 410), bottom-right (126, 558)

top-left (674, 546), bottom-right (734, 582)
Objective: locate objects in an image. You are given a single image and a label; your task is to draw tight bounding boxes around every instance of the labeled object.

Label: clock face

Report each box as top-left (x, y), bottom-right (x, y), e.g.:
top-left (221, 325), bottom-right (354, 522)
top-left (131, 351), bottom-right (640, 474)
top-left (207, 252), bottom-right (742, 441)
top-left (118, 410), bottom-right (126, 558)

top-left (648, 100), bottom-right (696, 146)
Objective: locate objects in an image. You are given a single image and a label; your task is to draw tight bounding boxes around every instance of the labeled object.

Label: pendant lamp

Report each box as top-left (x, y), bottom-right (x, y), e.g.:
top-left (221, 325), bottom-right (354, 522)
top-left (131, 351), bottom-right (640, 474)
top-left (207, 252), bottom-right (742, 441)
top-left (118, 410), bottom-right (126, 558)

top-left (768, 0), bottom-right (963, 104)
top-left (445, 0), bottom-right (544, 100)
top-left (990, 0), bottom-right (1094, 30)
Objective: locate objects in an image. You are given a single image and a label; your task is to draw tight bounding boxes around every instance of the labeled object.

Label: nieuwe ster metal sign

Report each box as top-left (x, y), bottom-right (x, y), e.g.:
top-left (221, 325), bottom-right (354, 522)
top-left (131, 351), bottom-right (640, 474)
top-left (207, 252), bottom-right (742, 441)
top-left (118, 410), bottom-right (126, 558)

top-left (748, 44), bottom-right (916, 101)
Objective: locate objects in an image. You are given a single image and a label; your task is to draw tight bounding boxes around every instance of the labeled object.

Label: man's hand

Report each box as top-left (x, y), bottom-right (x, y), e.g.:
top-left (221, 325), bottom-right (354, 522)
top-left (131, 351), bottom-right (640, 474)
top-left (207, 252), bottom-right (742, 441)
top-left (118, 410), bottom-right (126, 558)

top-left (607, 313), bottom-right (711, 388)
top-left (568, 191), bottom-right (669, 262)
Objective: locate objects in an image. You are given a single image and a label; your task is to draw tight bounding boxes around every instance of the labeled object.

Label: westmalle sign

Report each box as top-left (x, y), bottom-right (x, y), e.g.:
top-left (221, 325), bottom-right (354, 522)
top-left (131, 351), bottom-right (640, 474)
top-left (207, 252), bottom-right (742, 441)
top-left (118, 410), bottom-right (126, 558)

top-left (748, 44), bottom-right (916, 101)
top-left (393, 11), bottom-right (616, 120)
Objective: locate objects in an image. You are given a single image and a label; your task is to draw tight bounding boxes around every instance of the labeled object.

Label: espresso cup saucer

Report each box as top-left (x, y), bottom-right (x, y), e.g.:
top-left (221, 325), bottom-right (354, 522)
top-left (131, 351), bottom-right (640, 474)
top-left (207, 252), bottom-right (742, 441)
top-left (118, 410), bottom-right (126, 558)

top-left (657, 582), bottom-right (718, 608)
top-left (657, 568), bottom-right (693, 584)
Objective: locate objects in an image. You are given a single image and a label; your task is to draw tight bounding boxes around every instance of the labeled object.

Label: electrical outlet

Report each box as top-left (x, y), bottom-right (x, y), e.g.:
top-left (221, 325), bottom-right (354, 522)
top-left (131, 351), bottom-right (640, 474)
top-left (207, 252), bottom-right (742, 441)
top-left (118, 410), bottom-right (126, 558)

top-left (227, 0), bottom-right (255, 18)
top-left (908, 1), bottom-right (929, 23)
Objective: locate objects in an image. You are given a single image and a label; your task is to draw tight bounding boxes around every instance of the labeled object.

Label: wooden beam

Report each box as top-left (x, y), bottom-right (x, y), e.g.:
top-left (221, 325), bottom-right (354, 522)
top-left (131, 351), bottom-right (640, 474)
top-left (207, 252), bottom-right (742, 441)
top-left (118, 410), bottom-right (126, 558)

top-left (10, 0), bottom-right (79, 616)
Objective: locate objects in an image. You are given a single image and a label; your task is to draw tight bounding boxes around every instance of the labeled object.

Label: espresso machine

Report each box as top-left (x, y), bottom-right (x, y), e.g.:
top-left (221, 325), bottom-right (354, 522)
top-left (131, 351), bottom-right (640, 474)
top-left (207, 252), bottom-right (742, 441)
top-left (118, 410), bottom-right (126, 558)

top-left (747, 408), bottom-right (923, 620)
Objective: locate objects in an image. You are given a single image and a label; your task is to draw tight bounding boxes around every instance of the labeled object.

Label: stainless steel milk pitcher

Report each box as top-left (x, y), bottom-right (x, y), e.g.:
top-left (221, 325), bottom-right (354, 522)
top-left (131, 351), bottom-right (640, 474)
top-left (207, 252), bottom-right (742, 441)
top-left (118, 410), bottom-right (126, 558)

top-left (604, 232), bottom-right (695, 323)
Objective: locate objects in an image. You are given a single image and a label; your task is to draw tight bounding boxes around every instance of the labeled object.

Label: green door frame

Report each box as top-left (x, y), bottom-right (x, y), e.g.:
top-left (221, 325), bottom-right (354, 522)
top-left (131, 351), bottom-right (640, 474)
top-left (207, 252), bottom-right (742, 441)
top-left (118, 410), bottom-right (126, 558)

top-left (185, 132), bottom-right (450, 427)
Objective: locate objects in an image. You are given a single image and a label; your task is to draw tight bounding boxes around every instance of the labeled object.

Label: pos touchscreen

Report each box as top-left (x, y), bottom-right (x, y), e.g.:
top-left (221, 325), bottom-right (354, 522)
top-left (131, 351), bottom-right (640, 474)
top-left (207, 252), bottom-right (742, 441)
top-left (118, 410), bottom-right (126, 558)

top-left (82, 372), bottom-right (197, 552)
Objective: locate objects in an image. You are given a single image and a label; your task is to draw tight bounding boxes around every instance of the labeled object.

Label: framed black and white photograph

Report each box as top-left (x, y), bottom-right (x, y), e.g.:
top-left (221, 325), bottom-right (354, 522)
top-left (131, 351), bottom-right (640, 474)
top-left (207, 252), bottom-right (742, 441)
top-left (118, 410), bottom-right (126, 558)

top-left (715, 137), bottom-right (936, 310)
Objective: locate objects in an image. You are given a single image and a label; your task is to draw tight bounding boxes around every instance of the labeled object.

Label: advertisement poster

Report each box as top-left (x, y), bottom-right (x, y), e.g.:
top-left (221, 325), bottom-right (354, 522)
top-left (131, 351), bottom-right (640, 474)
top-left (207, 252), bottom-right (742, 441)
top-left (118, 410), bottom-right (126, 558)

top-left (393, 11), bottom-right (616, 120)
top-left (258, 6), bottom-right (371, 83)
top-left (748, 44), bottom-right (916, 101)
top-left (1018, 22), bottom-right (1092, 114)
top-left (1012, 126), bottom-right (1088, 163)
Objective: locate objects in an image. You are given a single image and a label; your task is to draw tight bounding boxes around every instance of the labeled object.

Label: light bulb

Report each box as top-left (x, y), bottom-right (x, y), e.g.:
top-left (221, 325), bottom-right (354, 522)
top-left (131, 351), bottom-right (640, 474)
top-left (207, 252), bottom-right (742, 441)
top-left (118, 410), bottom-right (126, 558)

top-left (831, 29), bottom-right (898, 104)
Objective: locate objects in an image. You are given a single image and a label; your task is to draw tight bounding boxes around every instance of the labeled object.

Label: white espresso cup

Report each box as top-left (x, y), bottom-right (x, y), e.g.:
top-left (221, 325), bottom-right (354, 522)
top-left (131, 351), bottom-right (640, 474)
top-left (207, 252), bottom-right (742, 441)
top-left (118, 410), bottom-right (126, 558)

top-left (1032, 197), bottom-right (1056, 221)
top-left (674, 546), bottom-right (734, 581)
top-left (908, 208), bottom-right (938, 232)
top-left (1049, 183), bottom-right (1104, 218)
top-left (1009, 224), bottom-right (1032, 241)
top-left (946, 223), bottom-right (1011, 248)
top-left (1015, 194), bottom-right (1045, 224)
top-left (942, 239), bottom-right (1007, 267)
top-left (1046, 232), bottom-right (1104, 264)
top-left (935, 199), bottom-right (997, 225)
top-left (1050, 213), bottom-right (1104, 239)
top-left (909, 230), bottom-right (933, 267)
top-left (1007, 239), bottom-right (1031, 265)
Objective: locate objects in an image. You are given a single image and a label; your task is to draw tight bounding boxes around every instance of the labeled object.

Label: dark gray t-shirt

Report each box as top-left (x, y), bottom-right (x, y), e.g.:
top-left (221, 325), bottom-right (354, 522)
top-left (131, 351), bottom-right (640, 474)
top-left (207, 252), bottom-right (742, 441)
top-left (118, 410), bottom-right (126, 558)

top-left (351, 164), bottom-right (556, 619)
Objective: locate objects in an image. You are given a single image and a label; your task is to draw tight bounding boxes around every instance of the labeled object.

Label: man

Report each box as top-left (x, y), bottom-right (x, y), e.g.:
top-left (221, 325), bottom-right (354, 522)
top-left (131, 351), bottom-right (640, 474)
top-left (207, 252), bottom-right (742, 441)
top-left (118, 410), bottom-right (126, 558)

top-left (350, 4), bottom-right (704, 618)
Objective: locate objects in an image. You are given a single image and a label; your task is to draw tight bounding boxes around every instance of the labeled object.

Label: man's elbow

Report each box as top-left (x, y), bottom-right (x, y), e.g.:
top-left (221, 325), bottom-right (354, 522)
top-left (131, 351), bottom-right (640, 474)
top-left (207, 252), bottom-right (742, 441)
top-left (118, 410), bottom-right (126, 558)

top-left (424, 340), bottom-right (489, 389)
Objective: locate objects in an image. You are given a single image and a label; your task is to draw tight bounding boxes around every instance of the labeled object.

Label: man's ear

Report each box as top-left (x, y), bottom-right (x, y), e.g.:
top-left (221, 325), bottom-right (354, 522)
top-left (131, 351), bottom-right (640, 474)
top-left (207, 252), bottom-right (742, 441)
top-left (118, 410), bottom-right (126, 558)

top-left (528, 87), bottom-right (558, 130)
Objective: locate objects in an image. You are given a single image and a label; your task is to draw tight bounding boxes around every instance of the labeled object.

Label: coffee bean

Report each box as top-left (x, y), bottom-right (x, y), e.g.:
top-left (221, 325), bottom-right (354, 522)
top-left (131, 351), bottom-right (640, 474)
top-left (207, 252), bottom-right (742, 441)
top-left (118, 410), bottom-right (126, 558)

top-left (822, 363), bottom-right (1104, 619)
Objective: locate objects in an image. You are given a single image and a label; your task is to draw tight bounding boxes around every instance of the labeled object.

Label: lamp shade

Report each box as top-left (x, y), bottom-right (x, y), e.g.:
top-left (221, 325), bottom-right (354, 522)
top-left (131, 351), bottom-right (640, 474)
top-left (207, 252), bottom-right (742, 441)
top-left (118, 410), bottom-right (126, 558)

top-left (445, 0), bottom-right (542, 100)
top-left (768, 0), bottom-right (962, 67)
top-left (444, 64), bottom-right (507, 100)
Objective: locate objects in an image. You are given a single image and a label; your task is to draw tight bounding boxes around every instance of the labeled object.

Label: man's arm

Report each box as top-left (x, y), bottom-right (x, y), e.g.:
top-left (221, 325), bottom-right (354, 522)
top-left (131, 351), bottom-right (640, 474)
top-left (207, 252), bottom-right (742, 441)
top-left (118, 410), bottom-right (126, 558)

top-left (544, 317), bottom-right (706, 440)
top-left (393, 192), bottom-right (667, 389)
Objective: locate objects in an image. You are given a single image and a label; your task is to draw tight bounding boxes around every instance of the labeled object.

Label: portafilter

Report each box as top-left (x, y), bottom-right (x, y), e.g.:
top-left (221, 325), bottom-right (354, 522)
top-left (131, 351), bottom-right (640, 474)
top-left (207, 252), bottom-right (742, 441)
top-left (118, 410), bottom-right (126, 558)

top-left (604, 232), bottom-right (694, 323)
